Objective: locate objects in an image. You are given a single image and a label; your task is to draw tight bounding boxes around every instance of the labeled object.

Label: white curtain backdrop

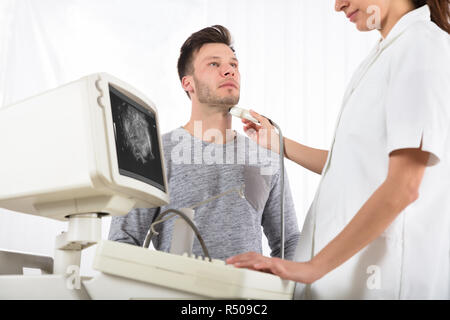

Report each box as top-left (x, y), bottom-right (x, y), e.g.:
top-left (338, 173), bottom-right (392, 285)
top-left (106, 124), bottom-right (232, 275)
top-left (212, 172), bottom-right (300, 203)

top-left (0, 0), bottom-right (378, 275)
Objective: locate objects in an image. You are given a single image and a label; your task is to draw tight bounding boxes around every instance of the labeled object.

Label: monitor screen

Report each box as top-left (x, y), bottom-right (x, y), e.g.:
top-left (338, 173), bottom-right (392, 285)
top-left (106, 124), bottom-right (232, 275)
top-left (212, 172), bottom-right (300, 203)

top-left (109, 85), bottom-right (166, 192)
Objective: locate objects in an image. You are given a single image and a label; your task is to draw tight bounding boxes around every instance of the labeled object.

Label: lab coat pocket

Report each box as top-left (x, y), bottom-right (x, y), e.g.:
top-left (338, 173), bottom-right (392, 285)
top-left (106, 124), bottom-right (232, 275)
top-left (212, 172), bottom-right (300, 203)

top-left (243, 166), bottom-right (271, 214)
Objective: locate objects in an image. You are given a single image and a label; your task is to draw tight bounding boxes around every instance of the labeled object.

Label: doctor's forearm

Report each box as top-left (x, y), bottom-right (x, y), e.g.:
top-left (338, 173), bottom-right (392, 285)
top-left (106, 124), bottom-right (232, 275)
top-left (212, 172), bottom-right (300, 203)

top-left (283, 137), bottom-right (328, 174)
top-left (308, 180), bottom-right (416, 280)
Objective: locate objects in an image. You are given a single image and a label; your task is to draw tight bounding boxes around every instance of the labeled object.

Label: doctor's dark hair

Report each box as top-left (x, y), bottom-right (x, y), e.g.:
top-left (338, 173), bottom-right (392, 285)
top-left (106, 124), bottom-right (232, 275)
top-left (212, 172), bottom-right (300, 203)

top-left (413, 0), bottom-right (450, 33)
top-left (177, 25), bottom-right (234, 97)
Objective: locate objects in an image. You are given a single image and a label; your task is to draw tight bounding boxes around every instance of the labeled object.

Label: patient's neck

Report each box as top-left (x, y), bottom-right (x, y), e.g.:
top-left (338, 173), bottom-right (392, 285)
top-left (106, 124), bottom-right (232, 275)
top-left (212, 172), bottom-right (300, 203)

top-left (183, 102), bottom-right (235, 144)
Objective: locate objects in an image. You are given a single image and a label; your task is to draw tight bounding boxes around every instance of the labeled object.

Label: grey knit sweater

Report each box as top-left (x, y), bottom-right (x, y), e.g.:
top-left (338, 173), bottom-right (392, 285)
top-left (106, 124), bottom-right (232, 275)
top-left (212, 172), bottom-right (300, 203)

top-left (108, 127), bottom-right (300, 261)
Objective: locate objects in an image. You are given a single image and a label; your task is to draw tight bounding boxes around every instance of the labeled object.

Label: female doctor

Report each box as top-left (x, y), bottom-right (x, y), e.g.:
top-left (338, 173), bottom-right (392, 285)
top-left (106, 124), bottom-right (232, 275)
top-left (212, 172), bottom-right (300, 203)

top-left (227, 0), bottom-right (450, 299)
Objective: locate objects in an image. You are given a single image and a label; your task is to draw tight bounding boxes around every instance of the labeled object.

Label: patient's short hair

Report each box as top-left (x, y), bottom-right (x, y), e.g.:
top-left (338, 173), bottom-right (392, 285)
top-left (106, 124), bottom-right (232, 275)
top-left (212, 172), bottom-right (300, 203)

top-left (177, 25), bottom-right (234, 85)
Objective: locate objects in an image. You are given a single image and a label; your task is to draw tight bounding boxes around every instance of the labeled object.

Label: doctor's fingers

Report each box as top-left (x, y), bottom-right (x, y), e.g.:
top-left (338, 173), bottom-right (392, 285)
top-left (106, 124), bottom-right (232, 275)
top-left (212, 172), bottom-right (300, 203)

top-left (228, 256), bottom-right (289, 278)
top-left (249, 259), bottom-right (290, 279)
top-left (228, 253), bottom-right (275, 269)
top-left (242, 118), bottom-right (261, 132)
top-left (243, 127), bottom-right (257, 141)
top-left (226, 251), bottom-right (263, 264)
top-left (249, 109), bottom-right (274, 130)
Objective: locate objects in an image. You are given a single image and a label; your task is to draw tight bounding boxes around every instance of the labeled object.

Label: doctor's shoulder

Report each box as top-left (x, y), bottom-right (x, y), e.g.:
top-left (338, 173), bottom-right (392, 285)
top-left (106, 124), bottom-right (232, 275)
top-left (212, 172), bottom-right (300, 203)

top-left (396, 20), bottom-right (450, 63)
top-left (388, 23), bottom-right (450, 76)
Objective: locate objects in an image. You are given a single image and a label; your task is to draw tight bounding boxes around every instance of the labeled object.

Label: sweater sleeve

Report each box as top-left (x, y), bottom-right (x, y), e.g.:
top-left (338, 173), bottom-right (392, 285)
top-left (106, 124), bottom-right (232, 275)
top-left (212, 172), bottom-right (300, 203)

top-left (108, 207), bottom-right (159, 246)
top-left (261, 167), bottom-right (301, 260)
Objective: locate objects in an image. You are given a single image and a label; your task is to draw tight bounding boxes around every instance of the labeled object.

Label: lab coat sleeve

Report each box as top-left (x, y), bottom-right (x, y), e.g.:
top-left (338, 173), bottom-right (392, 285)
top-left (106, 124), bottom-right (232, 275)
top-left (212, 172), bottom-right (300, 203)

top-left (261, 167), bottom-right (301, 260)
top-left (385, 32), bottom-right (450, 166)
top-left (108, 207), bottom-right (158, 246)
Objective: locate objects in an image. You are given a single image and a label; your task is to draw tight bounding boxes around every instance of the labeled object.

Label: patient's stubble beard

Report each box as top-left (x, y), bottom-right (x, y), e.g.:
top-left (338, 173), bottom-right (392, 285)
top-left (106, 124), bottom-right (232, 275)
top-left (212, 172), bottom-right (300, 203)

top-left (194, 76), bottom-right (240, 108)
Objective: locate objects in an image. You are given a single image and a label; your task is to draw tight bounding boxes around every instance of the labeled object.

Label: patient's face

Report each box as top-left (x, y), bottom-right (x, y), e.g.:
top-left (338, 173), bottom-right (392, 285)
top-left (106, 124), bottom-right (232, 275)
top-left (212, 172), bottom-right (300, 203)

top-left (190, 42), bottom-right (240, 107)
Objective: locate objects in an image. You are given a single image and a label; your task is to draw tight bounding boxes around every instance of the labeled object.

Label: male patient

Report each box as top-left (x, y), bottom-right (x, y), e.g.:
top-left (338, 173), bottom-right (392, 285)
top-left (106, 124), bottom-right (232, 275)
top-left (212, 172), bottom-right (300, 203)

top-left (108, 25), bottom-right (300, 260)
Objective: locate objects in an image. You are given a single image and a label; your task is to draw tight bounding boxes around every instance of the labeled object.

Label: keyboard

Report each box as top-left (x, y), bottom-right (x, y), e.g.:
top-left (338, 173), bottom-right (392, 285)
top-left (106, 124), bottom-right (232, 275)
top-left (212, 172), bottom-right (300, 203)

top-left (92, 240), bottom-right (294, 299)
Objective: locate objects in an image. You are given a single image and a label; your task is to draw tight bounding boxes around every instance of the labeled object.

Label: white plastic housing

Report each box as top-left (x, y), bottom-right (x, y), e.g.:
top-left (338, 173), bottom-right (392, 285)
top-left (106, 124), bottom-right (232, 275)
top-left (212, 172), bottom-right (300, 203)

top-left (0, 73), bottom-right (169, 220)
top-left (91, 240), bottom-right (295, 300)
top-left (169, 208), bottom-right (195, 255)
top-left (229, 106), bottom-right (259, 124)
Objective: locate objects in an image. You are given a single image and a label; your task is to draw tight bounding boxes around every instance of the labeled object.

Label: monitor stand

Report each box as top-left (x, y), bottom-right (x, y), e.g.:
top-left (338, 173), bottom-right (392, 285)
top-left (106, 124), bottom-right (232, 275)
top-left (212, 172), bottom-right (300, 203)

top-left (0, 212), bottom-right (102, 299)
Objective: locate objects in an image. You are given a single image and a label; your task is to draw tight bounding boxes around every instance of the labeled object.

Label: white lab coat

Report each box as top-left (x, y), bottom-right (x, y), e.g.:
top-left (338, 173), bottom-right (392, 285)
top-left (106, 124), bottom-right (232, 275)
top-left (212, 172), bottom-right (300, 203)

top-left (294, 5), bottom-right (450, 299)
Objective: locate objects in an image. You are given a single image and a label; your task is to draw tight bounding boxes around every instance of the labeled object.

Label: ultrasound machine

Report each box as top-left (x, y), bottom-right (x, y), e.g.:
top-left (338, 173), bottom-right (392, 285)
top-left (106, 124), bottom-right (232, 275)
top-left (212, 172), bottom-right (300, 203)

top-left (0, 73), bottom-right (294, 299)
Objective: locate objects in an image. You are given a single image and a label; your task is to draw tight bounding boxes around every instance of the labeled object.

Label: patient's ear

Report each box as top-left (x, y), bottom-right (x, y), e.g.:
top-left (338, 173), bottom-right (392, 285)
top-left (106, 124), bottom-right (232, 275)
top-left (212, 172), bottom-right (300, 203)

top-left (181, 76), bottom-right (194, 96)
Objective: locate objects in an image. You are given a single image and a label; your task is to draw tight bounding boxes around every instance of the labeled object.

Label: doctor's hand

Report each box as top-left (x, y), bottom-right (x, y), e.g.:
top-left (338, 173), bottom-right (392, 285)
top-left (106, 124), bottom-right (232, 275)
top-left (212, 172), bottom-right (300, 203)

top-left (226, 252), bottom-right (321, 284)
top-left (242, 110), bottom-right (280, 154)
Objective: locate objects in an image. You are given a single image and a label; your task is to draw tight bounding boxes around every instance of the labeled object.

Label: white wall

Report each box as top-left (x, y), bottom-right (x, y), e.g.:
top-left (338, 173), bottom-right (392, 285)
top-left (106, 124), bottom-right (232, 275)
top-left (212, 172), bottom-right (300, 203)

top-left (0, 0), bottom-right (379, 275)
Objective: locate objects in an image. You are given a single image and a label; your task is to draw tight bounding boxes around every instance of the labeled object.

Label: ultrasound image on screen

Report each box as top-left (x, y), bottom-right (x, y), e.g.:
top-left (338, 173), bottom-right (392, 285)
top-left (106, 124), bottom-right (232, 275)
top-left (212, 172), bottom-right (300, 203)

top-left (109, 85), bottom-right (166, 192)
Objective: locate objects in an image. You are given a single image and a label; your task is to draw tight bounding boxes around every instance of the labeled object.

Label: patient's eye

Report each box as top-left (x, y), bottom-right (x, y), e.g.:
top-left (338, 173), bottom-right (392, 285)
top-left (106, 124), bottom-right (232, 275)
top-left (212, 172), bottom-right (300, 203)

top-left (209, 62), bottom-right (219, 67)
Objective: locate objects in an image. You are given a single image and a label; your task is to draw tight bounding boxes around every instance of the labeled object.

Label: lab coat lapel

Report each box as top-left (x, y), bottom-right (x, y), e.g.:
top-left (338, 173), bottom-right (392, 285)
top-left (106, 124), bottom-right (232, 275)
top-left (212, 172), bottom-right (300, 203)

top-left (322, 42), bottom-right (381, 174)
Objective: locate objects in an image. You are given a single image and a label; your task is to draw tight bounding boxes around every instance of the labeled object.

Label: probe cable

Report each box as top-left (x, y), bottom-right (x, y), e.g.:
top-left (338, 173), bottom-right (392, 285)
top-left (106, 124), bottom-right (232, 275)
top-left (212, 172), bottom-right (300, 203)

top-left (268, 118), bottom-right (285, 260)
top-left (142, 208), bottom-right (212, 262)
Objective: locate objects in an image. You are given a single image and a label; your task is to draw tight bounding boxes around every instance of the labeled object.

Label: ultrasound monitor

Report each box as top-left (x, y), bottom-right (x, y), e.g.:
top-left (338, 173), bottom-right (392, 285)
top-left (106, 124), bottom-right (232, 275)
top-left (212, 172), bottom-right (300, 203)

top-left (109, 85), bottom-right (165, 192)
top-left (0, 73), bottom-right (170, 221)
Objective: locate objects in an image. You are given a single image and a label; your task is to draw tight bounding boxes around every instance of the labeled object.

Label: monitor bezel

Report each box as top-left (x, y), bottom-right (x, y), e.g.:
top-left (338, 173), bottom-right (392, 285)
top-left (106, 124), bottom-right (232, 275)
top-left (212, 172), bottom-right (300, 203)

top-left (108, 84), bottom-right (166, 192)
top-left (92, 73), bottom-right (170, 207)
